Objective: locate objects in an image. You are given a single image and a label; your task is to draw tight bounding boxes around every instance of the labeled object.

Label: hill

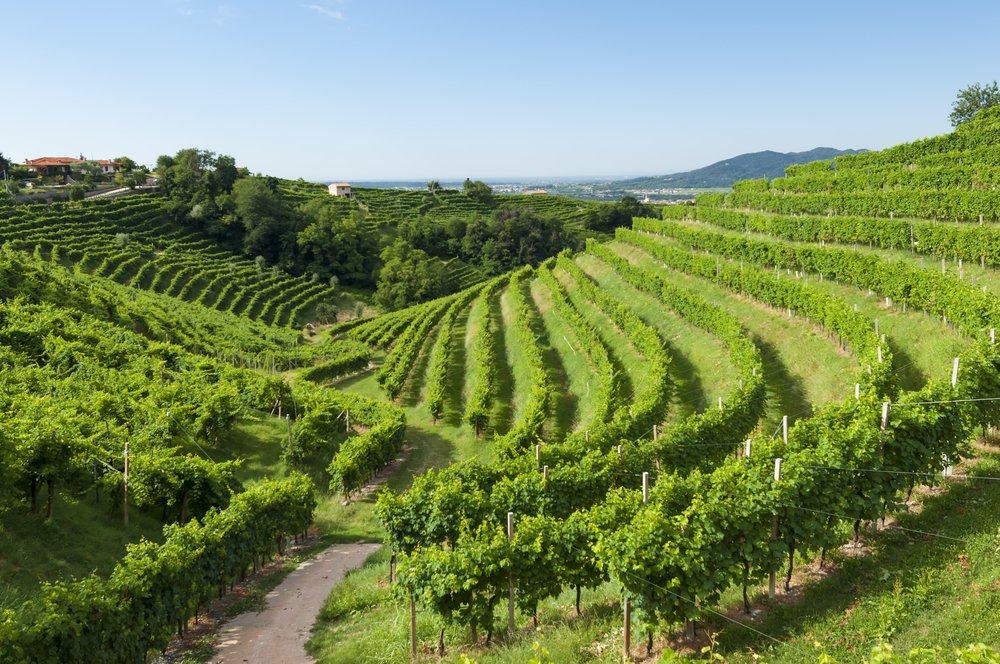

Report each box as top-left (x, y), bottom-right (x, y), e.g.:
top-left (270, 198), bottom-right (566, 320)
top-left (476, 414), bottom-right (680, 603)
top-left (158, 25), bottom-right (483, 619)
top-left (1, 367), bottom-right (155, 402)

top-left (2, 113), bottom-right (999, 663)
top-left (612, 146), bottom-right (865, 190)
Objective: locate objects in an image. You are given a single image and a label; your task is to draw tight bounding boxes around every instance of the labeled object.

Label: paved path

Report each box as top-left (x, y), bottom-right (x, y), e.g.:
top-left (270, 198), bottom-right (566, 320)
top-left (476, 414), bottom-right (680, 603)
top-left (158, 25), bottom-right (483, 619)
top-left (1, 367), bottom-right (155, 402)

top-left (212, 543), bottom-right (381, 664)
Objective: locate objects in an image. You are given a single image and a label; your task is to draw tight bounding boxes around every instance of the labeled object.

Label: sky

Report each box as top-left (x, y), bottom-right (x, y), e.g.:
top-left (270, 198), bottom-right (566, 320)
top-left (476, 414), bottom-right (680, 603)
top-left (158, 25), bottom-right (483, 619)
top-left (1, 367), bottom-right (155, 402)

top-left (2, 0), bottom-right (998, 181)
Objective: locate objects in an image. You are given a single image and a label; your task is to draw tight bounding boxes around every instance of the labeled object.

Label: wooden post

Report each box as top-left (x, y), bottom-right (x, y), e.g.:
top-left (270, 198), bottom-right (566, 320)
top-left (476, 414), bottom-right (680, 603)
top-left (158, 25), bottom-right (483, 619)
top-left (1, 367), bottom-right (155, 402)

top-left (718, 396), bottom-right (723, 410)
top-left (855, 383), bottom-right (861, 400)
top-left (744, 439), bottom-right (751, 458)
top-left (623, 597), bottom-right (631, 663)
top-left (585, 430), bottom-right (590, 444)
top-left (951, 357), bottom-right (960, 387)
top-left (877, 346), bottom-right (883, 363)
top-left (881, 402), bottom-right (890, 431)
top-left (769, 458), bottom-right (782, 599)
top-left (410, 596), bottom-right (417, 657)
top-left (535, 443), bottom-right (541, 467)
top-left (642, 472), bottom-right (649, 503)
top-left (854, 303), bottom-right (858, 312)
top-left (123, 441), bottom-right (130, 527)
top-left (652, 424), bottom-right (658, 441)
top-left (390, 554), bottom-right (396, 584)
top-left (345, 409), bottom-right (350, 433)
top-left (991, 328), bottom-right (996, 345)
top-left (874, 319), bottom-right (879, 336)
top-left (617, 444), bottom-right (622, 460)
top-left (507, 512), bottom-right (515, 633)
top-left (543, 465), bottom-right (549, 489)
top-left (782, 415), bottom-right (788, 445)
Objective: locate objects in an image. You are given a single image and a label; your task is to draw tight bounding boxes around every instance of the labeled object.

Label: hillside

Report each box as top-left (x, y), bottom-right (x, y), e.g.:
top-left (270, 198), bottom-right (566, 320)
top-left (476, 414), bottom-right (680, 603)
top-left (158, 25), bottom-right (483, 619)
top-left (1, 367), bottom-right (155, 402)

top-left (301, 112), bottom-right (1000, 662)
top-left (613, 147), bottom-right (865, 190)
top-left (2, 112), bottom-right (1000, 662)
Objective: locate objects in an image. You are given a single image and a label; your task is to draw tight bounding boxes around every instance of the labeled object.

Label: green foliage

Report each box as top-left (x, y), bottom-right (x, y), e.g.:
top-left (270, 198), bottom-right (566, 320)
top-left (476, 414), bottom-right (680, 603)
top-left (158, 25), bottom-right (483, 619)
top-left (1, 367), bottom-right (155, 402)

top-left (298, 340), bottom-right (372, 384)
top-left (462, 178), bottom-right (493, 204)
top-left (950, 80), bottom-right (1000, 127)
top-left (0, 476), bottom-right (315, 663)
top-left (586, 195), bottom-right (657, 232)
top-left (68, 184), bottom-right (86, 202)
top-left (374, 239), bottom-right (453, 311)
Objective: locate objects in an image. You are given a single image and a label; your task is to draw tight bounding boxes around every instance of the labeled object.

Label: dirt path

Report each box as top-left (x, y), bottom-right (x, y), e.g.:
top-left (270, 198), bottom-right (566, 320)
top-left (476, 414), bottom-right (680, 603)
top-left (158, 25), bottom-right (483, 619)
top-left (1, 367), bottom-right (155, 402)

top-left (211, 543), bottom-right (381, 664)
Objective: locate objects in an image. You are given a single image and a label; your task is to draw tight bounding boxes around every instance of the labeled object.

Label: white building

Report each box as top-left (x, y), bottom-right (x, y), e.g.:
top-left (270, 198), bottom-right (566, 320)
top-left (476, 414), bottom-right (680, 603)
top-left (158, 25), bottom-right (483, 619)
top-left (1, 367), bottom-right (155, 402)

top-left (328, 183), bottom-right (353, 198)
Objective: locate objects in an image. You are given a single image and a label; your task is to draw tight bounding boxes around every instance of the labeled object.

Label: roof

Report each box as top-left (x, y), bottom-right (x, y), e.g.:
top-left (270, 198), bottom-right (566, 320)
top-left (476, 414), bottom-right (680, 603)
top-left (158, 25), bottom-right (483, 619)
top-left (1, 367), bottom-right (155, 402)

top-left (24, 157), bottom-right (121, 168)
top-left (25, 157), bottom-right (80, 167)
top-left (329, 182), bottom-right (352, 187)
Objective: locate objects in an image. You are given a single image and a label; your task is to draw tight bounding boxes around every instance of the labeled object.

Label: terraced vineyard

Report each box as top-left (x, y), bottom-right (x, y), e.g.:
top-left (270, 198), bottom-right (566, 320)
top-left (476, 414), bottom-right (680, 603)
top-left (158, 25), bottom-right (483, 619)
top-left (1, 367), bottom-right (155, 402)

top-left (306, 112), bottom-right (1000, 662)
top-left (0, 196), bottom-right (338, 327)
top-left (2, 117), bottom-right (999, 663)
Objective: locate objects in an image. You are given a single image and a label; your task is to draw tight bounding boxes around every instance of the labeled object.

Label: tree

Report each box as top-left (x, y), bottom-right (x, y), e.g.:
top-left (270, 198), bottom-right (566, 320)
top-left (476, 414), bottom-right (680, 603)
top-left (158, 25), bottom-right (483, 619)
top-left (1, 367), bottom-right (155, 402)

top-left (463, 178), bottom-right (493, 204)
top-left (113, 156), bottom-right (137, 172)
top-left (949, 80), bottom-right (1000, 127)
top-left (374, 239), bottom-right (453, 310)
top-left (71, 160), bottom-right (104, 183)
top-left (68, 185), bottom-right (86, 202)
top-left (427, 180), bottom-right (442, 193)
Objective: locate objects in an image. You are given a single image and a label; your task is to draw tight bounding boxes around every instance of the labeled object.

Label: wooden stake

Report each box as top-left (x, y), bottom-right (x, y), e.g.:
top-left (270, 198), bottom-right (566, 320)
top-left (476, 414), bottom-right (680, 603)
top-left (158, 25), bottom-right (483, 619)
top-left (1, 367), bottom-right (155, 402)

top-left (744, 439), bottom-right (751, 458)
top-left (507, 512), bottom-right (515, 633)
top-left (769, 458), bottom-right (782, 599)
top-left (855, 383), bottom-right (861, 400)
top-left (623, 597), bottom-right (631, 663)
top-left (782, 416), bottom-right (788, 445)
top-left (881, 402), bottom-right (890, 431)
top-left (951, 357), bottom-right (960, 387)
top-left (543, 465), bottom-right (549, 489)
top-left (535, 444), bottom-right (541, 467)
top-left (123, 441), bottom-right (130, 527)
top-left (642, 472), bottom-right (649, 503)
top-left (410, 596), bottom-right (417, 657)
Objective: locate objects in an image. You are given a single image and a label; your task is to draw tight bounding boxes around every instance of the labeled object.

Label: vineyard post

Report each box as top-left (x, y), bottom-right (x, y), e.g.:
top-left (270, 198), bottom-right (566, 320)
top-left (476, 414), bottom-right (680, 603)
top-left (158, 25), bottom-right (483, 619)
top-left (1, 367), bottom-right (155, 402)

top-left (535, 444), bottom-right (541, 468)
top-left (623, 597), bottom-right (631, 663)
top-left (769, 458), bottom-right (782, 599)
top-left (991, 328), bottom-right (996, 345)
top-left (881, 402), bottom-right (890, 431)
top-left (942, 258), bottom-right (946, 274)
top-left (345, 409), bottom-right (350, 433)
top-left (642, 472), bottom-right (649, 504)
top-left (410, 596), bottom-right (417, 657)
top-left (951, 357), bottom-right (960, 388)
top-left (285, 414), bottom-right (293, 459)
top-left (875, 319), bottom-right (879, 336)
top-left (877, 346), bottom-right (883, 363)
top-left (543, 465), bottom-right (549, 490)
top-left (652, 424), bottom-right (658, 441)
top-left (123, 440), bottom-right (130, 527)
top-left (507, 512), bottom-right (515, 633)
top-left (718, 397), bottom-right (723, 410)
top-left (617, 445), bottom-right (622, 460)
top-left (782, 416), bottom-right (788, 446)
top-left (855, 383), bottom-right (860, 400)
top-left (744, 439), bottom-right (751, 458)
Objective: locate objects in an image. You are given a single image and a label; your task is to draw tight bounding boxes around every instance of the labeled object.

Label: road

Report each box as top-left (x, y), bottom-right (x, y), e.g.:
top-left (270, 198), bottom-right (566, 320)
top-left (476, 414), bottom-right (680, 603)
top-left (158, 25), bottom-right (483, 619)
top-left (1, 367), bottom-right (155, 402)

top-left (211, 542), bottom-right (381, 664)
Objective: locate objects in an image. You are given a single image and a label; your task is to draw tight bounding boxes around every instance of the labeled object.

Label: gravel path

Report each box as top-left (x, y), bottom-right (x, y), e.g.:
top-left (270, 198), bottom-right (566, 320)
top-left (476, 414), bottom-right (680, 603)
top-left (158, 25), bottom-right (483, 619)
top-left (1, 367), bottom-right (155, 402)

top-left (211, 543), bottom-right (381, 664)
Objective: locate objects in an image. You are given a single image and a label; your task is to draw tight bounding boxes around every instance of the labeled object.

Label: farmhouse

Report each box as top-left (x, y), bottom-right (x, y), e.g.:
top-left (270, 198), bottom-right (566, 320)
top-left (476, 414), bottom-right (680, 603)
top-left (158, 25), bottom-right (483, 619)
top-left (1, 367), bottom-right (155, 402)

top-left (328, 182), bottom-right (353, 198)
top-left (24, 157), bottom-right (121, 177)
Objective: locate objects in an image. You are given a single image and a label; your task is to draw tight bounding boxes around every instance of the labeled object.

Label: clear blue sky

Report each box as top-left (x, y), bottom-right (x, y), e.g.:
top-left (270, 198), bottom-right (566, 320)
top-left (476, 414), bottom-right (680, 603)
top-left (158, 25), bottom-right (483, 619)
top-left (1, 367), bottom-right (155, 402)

top-left (3, 1), bottom-right (997, 180)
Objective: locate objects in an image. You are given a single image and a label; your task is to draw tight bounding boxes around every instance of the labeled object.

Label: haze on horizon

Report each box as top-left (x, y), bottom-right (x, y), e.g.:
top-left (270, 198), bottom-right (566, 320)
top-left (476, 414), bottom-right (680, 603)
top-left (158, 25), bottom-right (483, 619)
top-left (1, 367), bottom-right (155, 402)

top-left (2, 0), bottom-right (997, 181)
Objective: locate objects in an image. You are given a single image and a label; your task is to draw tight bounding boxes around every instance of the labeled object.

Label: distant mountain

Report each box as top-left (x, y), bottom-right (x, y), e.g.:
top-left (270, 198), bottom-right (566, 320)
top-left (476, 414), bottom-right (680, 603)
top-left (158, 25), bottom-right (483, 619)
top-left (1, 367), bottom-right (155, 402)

top-left (612, 147), bottom-right (866, 190)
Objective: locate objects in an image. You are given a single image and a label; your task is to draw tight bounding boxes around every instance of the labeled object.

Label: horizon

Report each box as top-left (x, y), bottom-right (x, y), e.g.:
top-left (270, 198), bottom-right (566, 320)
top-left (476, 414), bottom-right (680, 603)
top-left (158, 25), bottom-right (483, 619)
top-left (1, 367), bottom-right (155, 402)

top-left (2, 2), bottom-right (996, 180)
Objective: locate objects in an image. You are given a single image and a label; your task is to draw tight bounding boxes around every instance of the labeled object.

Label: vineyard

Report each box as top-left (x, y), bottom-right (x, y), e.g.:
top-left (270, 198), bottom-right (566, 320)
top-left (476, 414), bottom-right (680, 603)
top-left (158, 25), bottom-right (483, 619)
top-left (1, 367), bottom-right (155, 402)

top-left (305, 112), bottom-right (1000, 661)
top-left (0, 195), bottom-right (339, 328)
top-left (0, 115), bottom-right (999, 663)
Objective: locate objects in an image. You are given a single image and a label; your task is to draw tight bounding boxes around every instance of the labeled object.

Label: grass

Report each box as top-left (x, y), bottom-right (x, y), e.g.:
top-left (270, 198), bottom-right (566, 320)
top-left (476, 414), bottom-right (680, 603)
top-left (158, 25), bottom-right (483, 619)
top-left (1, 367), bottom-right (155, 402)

top-left (0, 491), bottom-right (165, 610)
top-left (575, 252), bottom-right (736, 423)
top-left (530, 277), bottom-right (597, 435)
top-left (499, 284), bottom-right (534, 430)
top-left (550, 264), bottom-right (646, 418)
top-left (610, 240), bottom-right (856, 429)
